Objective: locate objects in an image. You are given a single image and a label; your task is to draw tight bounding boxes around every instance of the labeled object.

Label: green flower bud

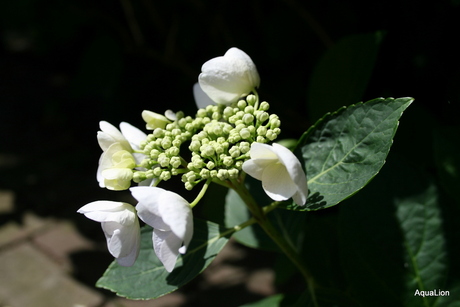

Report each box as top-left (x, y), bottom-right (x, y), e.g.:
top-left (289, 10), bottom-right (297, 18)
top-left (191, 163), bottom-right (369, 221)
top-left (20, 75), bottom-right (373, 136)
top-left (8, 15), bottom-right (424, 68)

top-left (161, 137), bottom-right (172, 149)
top-left (223, 107), bottom-right (234, 118)
top-left (223, 156), bottom-right (233, 166)
top-left (207, 161), bottom-right (215, 170)
top-left (229, 146), bottom-right (241, 158)
top-left (256, 111), bottom-right (269, 123)
top-left (197, 109), bottom-right (207, 118)
top-left (244, 105), bottom-right (254, 114)
top-left (153, 166), bottom-right (162, 177)
top-left (228, 168), bottom-right (239, 179)
top-left (259, 101), bottom-right (270, 111)
top-left (246, 94), bottom-right (256, 106)
top-left (257, 126), bottom-right (267, 136)
top-left (170, 156), bottom-right (181, 168)
top-left (160, 170), bottom-right (171, 181)
top-left (239, 128), bottom-right (251, 139)
top-left (239, 142), bottom-right (250, 153)
top-left (217, 169), bottom-right (229, 181)
top-left (200, 168), bottom-right (210, 179)
top-left (158, 154), bottom-right (170, 167)
top-left (266, 129), bottom-right (277, 141)
top-left (237, 100), bottom-right (247, 109)
top-left (256, 135), bottom-right (266, 143)
top-left (201, 144), bottom-right (215, 157)
top-left (242, 113), bottom-right (254, 125)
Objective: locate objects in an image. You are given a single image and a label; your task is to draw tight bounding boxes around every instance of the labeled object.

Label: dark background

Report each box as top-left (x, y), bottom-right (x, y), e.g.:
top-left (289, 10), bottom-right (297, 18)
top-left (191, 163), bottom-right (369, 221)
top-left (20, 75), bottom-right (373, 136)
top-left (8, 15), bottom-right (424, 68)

top-left (1, 0), bottom-right (459, 305)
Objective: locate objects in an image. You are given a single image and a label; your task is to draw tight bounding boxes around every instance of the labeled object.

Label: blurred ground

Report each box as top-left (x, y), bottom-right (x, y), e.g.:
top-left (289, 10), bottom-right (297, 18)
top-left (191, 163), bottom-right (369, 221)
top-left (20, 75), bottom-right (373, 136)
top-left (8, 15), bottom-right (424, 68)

top-left (0, 190), bottom-right (278, 307)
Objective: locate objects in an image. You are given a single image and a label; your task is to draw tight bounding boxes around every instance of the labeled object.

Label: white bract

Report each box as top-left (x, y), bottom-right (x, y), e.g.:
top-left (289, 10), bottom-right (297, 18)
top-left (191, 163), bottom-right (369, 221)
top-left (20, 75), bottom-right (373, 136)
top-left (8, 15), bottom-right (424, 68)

top-left (96, 121), bottom-right (147, 190)
top-left (77, 201), bottom-right (140, 266)
top-left (130, 186), bottom-right (193, 272)
top-left (142, 110), bottom-right (172, 130)
top-left (193, 82), bottom-right (216, 108)
top-left (242, 143), bottom-right (308, 206)
top-left (198, 47), bottom-right (260, 105)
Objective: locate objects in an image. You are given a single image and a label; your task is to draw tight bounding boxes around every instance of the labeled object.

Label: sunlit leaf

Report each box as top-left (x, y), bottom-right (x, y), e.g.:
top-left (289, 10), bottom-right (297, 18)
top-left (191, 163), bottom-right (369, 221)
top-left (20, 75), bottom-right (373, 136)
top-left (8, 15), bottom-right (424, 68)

top-left (96, 219), bottom-right (230, 299)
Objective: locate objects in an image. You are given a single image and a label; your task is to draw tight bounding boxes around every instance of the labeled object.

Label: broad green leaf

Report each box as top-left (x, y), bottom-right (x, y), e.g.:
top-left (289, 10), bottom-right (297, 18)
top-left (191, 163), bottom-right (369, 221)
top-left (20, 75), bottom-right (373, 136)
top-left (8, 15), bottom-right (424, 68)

top-left (339, 158), bottom-right (448, 307)
top-left (307, 32), bottom-right (384, 122)
top-left (96, 219), bottom-right (230, 299)
top-left (285, 97), bottom-right (413, 211)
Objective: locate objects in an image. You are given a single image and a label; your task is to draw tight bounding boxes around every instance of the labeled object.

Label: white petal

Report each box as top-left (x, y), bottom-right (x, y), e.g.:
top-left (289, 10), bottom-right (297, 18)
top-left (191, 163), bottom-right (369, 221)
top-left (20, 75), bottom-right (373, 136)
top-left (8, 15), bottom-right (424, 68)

top-left (199, 47), bottom-right (260, 105)
top-left (78, 201), bottom-right (134, 223)
top-left (153, 229), bottom-right (181, 272)
top-left (261, 163), bottom-right (297, 201)
top-left (272, 143), bottom-right (308, 205)
top-left (98, 121), bottom-right (130, 151)
top-left (157, 190), bottom-right (192, 242)
top-left (131, 186), bottom-right (169, 230)
top-left (248, 142), bottom-right (278, 165)
top-left (242, 159), bottom-right (264, 181)
top-left (164, 110), bottom-right (177, 121)
top-left (225, 47), bottom-right (260, 89)
top-left (120, 122), bottom-right (147, 151)
top-left (193, 82), bottom-right (216, 109)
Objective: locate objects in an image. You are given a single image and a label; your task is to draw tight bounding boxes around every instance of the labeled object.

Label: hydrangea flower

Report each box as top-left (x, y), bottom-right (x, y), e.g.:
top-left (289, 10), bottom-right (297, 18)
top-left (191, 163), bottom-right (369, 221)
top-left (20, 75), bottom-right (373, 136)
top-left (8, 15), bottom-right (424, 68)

top-left (77, 201), bottom-right (140, 266)
top-left (193, 82), bottom-right (216, 108)
top-left (130, 186), bottom-right (194, 272)
top-left (198, 47), bottom-right (260, 105)
top-left (242, 142), bottom-right (308, 206)
top-left (96, 121), bottom-right (147, 190)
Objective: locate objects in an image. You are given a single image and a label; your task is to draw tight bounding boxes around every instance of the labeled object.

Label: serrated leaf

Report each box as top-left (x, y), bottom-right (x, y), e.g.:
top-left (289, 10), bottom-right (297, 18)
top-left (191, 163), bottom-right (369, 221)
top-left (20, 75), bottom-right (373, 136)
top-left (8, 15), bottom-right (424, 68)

top-left (307, 31), bottom-right (384, 122)
top-left (286, 97), bottom-right (413, 211)
top-left (96, 218), bottom-right (230, 299)
top-left (339, 158), bottom-right (448, 307)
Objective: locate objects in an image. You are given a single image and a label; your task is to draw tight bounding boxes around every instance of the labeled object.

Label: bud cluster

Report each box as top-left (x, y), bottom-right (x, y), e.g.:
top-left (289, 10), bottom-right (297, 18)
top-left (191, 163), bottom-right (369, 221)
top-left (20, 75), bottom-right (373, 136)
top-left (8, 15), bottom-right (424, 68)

top-left (133, 95), bottom-right (281, 190)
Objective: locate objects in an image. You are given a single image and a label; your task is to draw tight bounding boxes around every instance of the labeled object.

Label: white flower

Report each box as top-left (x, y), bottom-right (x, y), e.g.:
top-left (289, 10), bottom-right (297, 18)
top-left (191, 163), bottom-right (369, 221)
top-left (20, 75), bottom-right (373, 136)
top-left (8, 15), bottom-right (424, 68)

top-left (77, 201), bottom-right (140, 266)
top-left (142, 110), bottom-right (176, 130)
top-left (193, 82), bottom-right (216, 108)
top-left (198, 47), bottom-right (260, 105)
top-left (130, 186), bottom-right (193, 272)
top-left (96, 121), bottom-right (147, 190)
top-left (242, 143), bottom-right (308, 206)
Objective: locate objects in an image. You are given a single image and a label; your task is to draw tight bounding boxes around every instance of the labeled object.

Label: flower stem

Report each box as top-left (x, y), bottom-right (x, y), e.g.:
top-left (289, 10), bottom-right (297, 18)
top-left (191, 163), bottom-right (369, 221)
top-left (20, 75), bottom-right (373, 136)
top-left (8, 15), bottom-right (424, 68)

top-left (190, 178), bottom-right (212, 208)
top-left (230, 179), bottom-right (317, 306)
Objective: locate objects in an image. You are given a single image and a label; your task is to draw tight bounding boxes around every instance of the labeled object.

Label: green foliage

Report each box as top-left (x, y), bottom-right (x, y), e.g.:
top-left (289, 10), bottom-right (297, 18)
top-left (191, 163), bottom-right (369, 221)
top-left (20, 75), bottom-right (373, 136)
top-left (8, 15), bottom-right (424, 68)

top-left (96, 219), bottom-right (230, 299)
top-left (338, 158), bottom-right (453, 306)
top-left (286, 97), bottom-right (413, 211)
top-left (307, 32), bottom-right (384, 122)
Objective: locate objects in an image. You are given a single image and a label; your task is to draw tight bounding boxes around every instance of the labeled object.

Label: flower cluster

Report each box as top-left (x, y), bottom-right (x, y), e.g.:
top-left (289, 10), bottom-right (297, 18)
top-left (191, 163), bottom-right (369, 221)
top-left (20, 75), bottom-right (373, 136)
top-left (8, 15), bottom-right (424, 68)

top-left (78, 47), bottom-right (308, 272)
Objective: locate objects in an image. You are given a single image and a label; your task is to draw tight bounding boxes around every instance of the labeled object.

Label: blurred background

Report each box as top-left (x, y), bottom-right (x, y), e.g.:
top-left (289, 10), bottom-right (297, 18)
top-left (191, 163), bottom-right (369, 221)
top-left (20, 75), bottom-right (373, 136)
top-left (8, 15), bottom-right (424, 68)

top-left (0, 0), bottom-right (459, 306)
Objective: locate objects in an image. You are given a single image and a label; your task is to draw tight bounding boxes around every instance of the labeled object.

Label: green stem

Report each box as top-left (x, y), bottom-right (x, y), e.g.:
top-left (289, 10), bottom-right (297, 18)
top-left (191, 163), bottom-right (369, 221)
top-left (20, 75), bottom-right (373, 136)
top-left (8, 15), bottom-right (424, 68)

top-left (230, 179), bottom-right (317, 306)
top-left (190, 178), bottom-right (212, 208)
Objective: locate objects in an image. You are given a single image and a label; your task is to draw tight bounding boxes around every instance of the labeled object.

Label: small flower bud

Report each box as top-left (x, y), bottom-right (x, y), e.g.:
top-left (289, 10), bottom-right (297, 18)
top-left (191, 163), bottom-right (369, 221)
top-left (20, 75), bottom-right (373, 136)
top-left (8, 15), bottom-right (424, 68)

top-left (242, 113), bottom-right (254, 125)
top-left (246, 94), bottom-right (257, 106)
top-left (237, 100), bottom-right (247, 109)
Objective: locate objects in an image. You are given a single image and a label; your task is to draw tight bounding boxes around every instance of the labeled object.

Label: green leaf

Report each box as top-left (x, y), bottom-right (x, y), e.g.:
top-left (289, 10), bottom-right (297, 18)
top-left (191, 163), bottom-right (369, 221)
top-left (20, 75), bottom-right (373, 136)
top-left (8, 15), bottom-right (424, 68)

top-left (307, 32), bottom-right (384, 122)
top-left (285, 97), bottom-right (413, 211)
top-left (339, 157), bottom-right (448, 307)
top-left (240, 294), bottom-right (284, 307)
top-left (96, 219), bottom-right (230, 299)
